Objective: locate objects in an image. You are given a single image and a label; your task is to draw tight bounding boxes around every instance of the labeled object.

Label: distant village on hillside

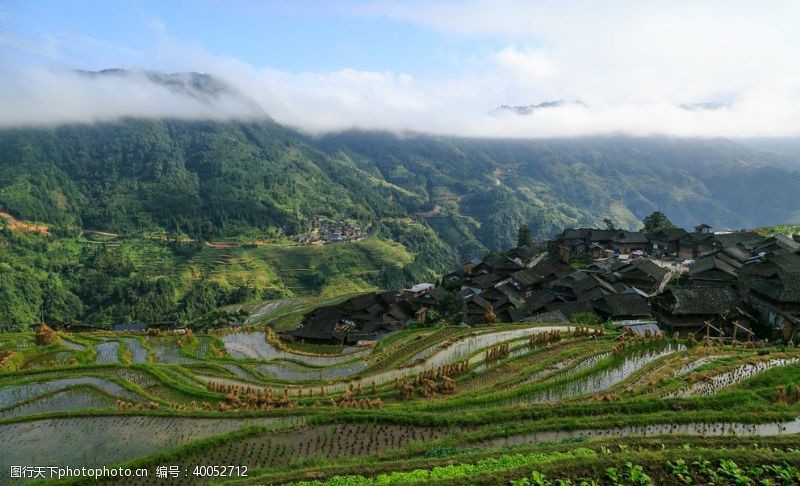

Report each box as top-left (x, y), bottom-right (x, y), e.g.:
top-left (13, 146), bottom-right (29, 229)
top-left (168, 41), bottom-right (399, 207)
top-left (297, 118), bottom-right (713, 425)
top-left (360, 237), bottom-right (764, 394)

top-left (295, 216), bottom-right (366, 245)
top-left (285, 221), bottom-right (800, 346)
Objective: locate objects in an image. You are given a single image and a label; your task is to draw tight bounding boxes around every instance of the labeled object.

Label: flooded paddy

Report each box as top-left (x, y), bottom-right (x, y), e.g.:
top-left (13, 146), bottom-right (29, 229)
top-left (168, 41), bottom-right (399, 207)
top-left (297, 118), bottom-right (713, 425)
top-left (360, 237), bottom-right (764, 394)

top-left (204, 326), bottom-right (578, 394)
top-left (0, 387), bottom-right (117, 419)
top-left (222, 332), bottom-right (371, 365)
top-left (94, 341), bottom-right (120, 364)
top-left (149, 339), bottom-right (198, 365)
top-left (508, 344), bottom-right (684, 405)
top-left (254, 360), bottom-right (368, 381)
top-left (479, 417), bottom-right (800, 449)
top-left (60, 339), bottom-right (86, 351)
top-left (667, 357), bottom-right (800, 398)
top-left (121, 338), bottom-right (149, 363)
top-left (0, 415), bottom-right (301, 481)
top-left (0, 377), bottom-right (147, 409)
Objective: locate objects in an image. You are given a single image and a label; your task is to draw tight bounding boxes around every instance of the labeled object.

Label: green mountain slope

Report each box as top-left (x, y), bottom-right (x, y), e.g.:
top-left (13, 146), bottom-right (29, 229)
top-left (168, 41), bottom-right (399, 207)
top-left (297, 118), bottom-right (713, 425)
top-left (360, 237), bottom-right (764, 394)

top-left (317, 133), bottom-right (800, 248)
top-left (2, 120), bottom-right (800, 330)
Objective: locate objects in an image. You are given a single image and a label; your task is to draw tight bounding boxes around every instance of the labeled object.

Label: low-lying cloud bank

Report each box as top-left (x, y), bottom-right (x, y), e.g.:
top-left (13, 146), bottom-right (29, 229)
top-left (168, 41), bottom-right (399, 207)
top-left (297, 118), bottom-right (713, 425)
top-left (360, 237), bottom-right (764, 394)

top-left (2, 1), bottom-right (799, 138)
top-left (2, 64), bottom-right (799, 139)
top-left (0, 68), bottom-right (265, 127)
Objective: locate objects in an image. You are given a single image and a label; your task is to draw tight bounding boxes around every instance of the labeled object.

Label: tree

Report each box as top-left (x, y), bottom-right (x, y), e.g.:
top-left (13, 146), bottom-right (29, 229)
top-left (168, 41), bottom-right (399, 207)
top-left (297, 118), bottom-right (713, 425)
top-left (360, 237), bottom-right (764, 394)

top-left (603, 218), bottom-right (616, 230)
top-left (642, 211), bottom-right (675, 233)
top-left (441, 290), bottom-right (466, 324)
top-left (517, 224), bottom-right (533, 248)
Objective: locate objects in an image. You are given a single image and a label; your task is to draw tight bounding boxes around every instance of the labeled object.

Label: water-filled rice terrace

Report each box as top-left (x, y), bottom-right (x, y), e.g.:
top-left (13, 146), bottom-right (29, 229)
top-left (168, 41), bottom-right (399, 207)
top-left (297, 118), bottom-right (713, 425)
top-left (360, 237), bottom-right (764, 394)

top-left (1, 324), bottom-right (800, 485)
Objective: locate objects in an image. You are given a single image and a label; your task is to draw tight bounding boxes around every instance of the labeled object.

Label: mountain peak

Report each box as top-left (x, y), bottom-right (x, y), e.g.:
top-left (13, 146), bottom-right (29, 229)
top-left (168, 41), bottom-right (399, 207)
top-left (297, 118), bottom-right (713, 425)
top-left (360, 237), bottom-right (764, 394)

top-left (492, 100), bottom-right (587, 116)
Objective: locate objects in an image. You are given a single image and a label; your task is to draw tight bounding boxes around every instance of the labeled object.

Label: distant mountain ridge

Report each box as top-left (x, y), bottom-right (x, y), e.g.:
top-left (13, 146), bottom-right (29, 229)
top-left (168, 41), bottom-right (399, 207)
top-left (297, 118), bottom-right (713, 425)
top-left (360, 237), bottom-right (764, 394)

top-left (492, 100), bottom-right (587, 115)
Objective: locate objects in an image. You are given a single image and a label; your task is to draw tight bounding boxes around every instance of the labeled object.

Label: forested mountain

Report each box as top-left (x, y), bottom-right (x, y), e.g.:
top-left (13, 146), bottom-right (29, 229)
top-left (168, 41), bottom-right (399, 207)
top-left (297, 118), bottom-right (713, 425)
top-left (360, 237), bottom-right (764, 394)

top-left (4, 120), bottom-right (799, 247)
top-left (2, 118), bottom-right (800, 330)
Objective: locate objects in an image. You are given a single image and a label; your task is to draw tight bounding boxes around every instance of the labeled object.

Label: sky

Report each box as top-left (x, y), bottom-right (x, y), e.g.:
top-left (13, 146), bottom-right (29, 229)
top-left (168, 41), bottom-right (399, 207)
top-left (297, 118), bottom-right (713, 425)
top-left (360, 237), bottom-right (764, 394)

top-left (1, 0), bottom-right (800, 137)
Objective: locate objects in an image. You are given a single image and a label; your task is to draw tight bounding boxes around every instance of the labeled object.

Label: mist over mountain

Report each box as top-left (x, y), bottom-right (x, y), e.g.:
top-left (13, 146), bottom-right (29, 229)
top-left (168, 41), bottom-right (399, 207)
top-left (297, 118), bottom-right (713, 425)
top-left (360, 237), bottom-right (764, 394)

top-left (492, 100), bottom-right (588, 115)
top-left (3, 67), bottom-right (800, 138)
top-left (75, 69), bottom-right (265, 113)
top-left (0, 69), bottom-right (268, 127)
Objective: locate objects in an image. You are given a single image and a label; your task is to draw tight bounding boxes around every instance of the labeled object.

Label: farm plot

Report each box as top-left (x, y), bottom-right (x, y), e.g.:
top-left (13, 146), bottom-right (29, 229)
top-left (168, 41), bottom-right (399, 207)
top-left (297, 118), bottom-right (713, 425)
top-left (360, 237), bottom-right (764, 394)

top-left (254, 360), bottom-right (368, 381)
top-left (222, 332), bottom-right (371, 365)
top-left (674, 354), bottom-right (727, 376)
top-left (26, 350), bottom-right (76, 369)
top-left (192, 337), bottom-right (213, 359)
top-left (0, 416), bottom-right (300, 481)
top-left (111, 423), bottom-right (451, 486)
top-left (478, 416), bottom-right (800, 449)
top-left (5, 325), bottom-right (800, 486)
top-left (220, 363), bottom-right (261, 381)
top-left (84, 367), bottom-right (160, 389)
top-left (0, 386), bottom-right (117, 419)
top-left (666, 357), bottom-right (800, 398)
top-left (60, 338), bottom-right (87, 351)
top-left (94, 341), bottom-right (121, 363)
top-left (506, 344), bottom-right (684, 405)
top-left (121, 338), bottom-right (149, 363)
top-left (205, 326), bottom-right (581, 395)
top-left (149, 339), bottom-right (199, 364)
top-left (0, 376), bottom-right (147, 409)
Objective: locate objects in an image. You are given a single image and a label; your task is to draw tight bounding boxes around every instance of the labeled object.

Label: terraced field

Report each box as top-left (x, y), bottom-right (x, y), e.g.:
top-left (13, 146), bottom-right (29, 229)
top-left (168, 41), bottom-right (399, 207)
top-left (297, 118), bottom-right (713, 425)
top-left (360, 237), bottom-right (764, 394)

top-left (1, 326), bottom-right (800, 484)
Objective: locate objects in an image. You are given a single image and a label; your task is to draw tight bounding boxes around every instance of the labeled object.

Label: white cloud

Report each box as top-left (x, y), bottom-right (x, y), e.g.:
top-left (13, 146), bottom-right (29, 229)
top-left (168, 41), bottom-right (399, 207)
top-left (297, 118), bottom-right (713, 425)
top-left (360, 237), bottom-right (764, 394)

top-left (495, 46), bottom-right (554, 80)
top-left (2, 0), bottom-right (800, 138)
top-left (0, 68), bottom-right (263, 126)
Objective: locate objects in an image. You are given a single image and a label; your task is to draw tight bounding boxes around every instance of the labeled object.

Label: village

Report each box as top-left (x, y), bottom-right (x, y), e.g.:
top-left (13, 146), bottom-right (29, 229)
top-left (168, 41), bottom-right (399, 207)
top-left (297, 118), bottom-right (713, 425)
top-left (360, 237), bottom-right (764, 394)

top-left (295, 216), bottom-right (367, 245)
top-left (286, 223), bottom-right (800, 346)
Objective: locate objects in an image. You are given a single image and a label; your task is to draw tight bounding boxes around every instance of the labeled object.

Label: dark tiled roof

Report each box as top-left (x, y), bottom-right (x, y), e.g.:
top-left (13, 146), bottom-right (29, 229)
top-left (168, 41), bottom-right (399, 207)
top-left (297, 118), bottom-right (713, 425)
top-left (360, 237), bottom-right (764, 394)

top-left (721, 246), bottom-right (751, 262)
top-left (520, 310), bottom-right (570, 324)
top-left (472, 273), bottom-right (504, 289)
top-left (527, 289), bottom-right (560, 311)
top-left (505, 246), bottom-right (537, 262)
top-left (750, 271), bottom-right (800, 303)
top-left (377, 291), bottom-right (399, 305)
top-left (496, 282), bottom-right (524, 301)
top-left (583, 259), bottom-right (626, 273)
top-left (485, 255), bottom-right (525, 272)
top-left (544, 300), bottom-right (595, 319)
top-left (711, 231), bottom-right (764, 249)
top-left (466, 294), bottom-right (492, 311)
top-left (510, 267), bottom-right (545, 287)
top-left (681, 232), bottom-right (715, 244)
top-left (113, 322), bottom-right (148, 332)
top-left (649, 228), bottom-right (689, 241)
top-left (588, 229), bottom-right (617, 241)
top-left (562, 228), bottom-right (593, 239)
top-left (289, 317), bottom-right (352, 341)
top-left (614, 231), bottom-right (649, 244)
top-left (592, 294), bottom-right (651, 318)
top-left (769, 252), bottom-right (800, 272)
top-left (342, 293), bottom-right (379, 311)
top-left (689, 253), bottom-right (740, 278)
top-left (618, 259), bottom-right (669, 281)
top-left (508, 306), bottom-right (532, 322)
top-left (660, 287), bottom-right (739, 315)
